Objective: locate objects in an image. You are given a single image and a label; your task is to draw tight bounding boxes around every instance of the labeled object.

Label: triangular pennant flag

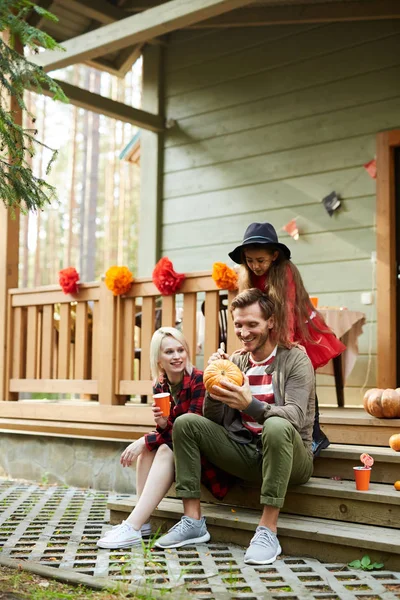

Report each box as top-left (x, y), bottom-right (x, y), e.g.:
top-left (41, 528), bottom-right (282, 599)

top-left (282, 219), bottom-right (299, 241)
top-left (364, 158), bottom-right (377, 179)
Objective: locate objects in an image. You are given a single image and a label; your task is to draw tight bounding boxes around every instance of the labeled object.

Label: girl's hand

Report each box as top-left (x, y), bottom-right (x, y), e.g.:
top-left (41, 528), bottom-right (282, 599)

top-left (152, 402), bottom-right (168, 429)
top-left (120, 437), bottom-right (146, 467)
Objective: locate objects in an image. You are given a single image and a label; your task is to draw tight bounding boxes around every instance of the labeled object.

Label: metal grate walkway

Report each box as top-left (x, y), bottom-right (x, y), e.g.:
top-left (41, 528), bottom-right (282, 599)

top-left (0, 480), bottom-right (399, 599)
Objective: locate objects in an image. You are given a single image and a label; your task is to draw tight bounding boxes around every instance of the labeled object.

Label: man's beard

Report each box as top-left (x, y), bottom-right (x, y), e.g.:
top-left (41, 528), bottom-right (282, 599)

top-left (240, 326), bottom-right (271, 355)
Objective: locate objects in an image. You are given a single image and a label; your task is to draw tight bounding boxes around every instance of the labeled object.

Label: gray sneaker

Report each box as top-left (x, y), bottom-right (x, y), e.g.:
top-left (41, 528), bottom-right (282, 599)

top-left (244, 526), bottom-right (282, 565)
top-left (155, 516), bottom-right (210, 549)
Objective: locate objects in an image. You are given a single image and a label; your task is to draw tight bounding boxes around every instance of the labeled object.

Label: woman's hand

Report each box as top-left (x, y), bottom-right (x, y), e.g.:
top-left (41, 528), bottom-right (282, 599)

top-left (120, 437), bottom-right (146, 467)
top-left (152, 402), bottom-right (168, 429)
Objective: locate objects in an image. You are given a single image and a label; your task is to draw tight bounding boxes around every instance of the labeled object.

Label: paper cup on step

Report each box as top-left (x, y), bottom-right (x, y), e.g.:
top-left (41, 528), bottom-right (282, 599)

top-left (353, 466), bottom-right (371, 491)
top-left (153, 392), bottom-right (171, 417)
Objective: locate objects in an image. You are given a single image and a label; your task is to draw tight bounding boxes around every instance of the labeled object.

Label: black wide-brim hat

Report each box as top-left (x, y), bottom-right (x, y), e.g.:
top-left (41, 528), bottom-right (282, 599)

top-left (229, 222), bottom-right (291, 264)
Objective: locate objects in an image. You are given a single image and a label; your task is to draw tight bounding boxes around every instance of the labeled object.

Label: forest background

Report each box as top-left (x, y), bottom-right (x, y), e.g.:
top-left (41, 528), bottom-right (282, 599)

top-left (21, 60), bottom-right (142, 288)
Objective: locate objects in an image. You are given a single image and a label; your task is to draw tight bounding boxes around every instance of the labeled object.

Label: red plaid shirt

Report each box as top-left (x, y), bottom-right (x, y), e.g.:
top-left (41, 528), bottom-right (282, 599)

top-left (144, 368), bottom-right (234, 500)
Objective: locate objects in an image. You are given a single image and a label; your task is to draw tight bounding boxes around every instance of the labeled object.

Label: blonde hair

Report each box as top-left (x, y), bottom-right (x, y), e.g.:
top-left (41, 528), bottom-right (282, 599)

top-left (149, 327), bottom-right (193, 383)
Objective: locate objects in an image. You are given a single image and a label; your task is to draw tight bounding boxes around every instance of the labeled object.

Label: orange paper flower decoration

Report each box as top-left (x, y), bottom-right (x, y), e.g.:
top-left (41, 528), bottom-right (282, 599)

top-left (59, 267), bottom-right (79, 295)
top-left (152, 257), bottom-right (185, 295)
top-left (105, 266), bottom-right (134, 296)
top-left (212, 262), bottom-right (238, 291)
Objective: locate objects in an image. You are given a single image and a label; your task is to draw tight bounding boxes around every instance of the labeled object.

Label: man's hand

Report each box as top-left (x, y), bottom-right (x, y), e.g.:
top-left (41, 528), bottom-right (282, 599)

top-left (152, 402), bottom-right (168, 429)
top-left (120, 437), bottom-right (146, 467)
top-left (209, 374), bottom-right (252, 410)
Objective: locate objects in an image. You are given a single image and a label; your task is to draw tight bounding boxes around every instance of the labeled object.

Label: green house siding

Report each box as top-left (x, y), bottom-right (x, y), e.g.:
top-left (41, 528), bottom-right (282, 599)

top-left (162, 21), bottom-right (400, 405)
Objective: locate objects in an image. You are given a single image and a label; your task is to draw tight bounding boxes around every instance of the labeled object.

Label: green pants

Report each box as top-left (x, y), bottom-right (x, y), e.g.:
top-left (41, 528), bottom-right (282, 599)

top-left (173, 413), bottom-right (313, 508)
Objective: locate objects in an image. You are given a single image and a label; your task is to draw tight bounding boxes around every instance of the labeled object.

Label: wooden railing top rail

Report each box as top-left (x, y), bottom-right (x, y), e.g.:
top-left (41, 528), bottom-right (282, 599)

top-left (8, 271), bottom-right (218, 305)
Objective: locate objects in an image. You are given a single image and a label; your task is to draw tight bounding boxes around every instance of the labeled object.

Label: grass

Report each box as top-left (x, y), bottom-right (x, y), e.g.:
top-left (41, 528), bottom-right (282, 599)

top-left (0, 565), bottom-right (164, 599)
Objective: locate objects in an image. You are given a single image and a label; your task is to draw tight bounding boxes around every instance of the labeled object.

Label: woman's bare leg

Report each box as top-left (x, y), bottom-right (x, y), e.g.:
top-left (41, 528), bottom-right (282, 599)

top-left (127, 444), bottom-right (175, 530)
top-left (136, 445), bottom-right (157, 497)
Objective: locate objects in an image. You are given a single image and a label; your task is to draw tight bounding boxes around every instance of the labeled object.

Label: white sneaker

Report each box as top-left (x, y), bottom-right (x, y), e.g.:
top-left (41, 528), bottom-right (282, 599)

top-left (97, 521), bottom-right (142, 549)
top-left (102, 521), bottom-right (152, 539)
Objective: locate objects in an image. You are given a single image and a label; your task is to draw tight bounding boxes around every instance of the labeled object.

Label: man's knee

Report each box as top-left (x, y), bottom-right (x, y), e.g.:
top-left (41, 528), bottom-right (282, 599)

top-left (262, 417), bottom-right (294, 448)
top-left (172, 412), bottom-right (203, 440)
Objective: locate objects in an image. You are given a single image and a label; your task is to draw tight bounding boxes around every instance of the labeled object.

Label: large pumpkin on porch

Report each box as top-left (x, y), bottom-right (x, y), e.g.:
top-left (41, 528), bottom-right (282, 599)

top-left (363, 388), bottom-right (400, 419)
top-left (203, 359), bottom-right (243, 394)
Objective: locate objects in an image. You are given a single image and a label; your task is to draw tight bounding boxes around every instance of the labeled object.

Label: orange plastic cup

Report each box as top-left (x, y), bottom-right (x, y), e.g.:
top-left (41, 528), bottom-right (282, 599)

top-left (310, 297), bottom-right (319, 308)
top-left (353, 466), bottom-right (371, 491)
top-left (153, 392), bottom-right (171, 417)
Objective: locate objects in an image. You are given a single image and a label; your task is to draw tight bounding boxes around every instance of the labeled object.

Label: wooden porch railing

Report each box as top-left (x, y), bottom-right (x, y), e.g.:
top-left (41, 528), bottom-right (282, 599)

top-left (0, 272), bottom-right (238, 439)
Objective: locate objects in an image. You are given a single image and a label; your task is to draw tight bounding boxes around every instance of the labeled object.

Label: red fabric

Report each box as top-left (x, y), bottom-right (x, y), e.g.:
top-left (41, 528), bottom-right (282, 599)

top-left (145, 368), bottom-right (234, 500)
top-left (251, 266), bottom-right (346, 370)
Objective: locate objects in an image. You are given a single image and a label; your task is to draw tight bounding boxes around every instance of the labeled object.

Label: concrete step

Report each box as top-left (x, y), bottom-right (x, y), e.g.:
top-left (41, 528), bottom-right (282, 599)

top-left (315, 443), bottom-right (400, 484)
top-left (320, 407), bottom-right (400, 446)
top-left (108, 496), bottom-right (400, 571)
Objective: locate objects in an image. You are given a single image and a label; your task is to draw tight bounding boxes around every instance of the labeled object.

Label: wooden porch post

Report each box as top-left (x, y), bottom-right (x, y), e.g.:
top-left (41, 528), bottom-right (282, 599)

top-left (0, 34), bottom-right (22, 400)
top-left (376, 130), bottom-right (400, 389)
top-left (137, 45), bottom-right (164, 276)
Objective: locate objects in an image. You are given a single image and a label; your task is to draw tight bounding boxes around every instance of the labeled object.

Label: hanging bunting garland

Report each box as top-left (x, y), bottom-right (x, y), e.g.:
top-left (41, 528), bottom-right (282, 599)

top-left (282, 218), bottom-right (299, 241)
top-left (59, 267), bottom-right (80, 295)
top-left (105, 266), bottom-right (134, 296)
top-left (364, 158), bottom-right (377, 179)
top-left (152, 256), bottom-right (186, 295)
top-left (322, 191), bottom-right (341, 217)
top-left (212, 262), bottom-right (238, 291)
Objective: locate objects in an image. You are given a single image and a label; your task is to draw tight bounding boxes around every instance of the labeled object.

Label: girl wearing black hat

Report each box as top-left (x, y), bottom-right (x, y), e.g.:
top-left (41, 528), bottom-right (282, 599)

top-left (229, 222), bottom-right (346, 456)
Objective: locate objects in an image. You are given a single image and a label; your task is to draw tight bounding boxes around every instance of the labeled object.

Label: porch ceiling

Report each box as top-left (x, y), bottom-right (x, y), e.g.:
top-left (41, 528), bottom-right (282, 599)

top-left (32, 0), bottom-right (400, 77)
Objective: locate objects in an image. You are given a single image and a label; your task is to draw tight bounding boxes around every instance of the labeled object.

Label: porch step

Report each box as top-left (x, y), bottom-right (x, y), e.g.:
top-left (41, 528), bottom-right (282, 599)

top-left (108, 496), bottom-right (400, 571)
top-left (320, 407), bottom-right (400, 446)
top-left (108, 475), bottom-right (400, 528)
top-left (315, 443), bottom-right (400, 484)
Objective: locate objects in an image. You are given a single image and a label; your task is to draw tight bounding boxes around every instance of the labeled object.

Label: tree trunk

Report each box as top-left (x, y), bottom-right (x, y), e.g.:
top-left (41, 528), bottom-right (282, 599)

top-left (79, 68), bottom-right (91, 278)
top-left (86, 69), bottom-right (101, 281)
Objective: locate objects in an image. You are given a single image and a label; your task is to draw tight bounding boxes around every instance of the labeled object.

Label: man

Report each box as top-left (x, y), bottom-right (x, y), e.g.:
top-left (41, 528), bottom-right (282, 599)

top-left (155, 288), bottom-right (315, 565)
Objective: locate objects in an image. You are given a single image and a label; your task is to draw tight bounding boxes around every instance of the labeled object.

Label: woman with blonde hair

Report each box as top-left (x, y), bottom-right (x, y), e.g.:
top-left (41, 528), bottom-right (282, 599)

top-left (97, 327), bottom-right (205, 549)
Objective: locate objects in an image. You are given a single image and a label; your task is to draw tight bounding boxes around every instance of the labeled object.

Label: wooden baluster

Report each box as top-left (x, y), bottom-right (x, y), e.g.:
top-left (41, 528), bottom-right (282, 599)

top-left (122, 298), bottom-right (135, 381)
top-left (26, 306), bottom-right (39, 379)
top-left (227, 289), bottom-right (241, 354)
top-left (91, 301), bottom-right (99, 380)
top-left (161, 295), bottom-right (175, 327)
top-left (75, 302), bottom-right (88, 379)
top-left (140, 297), bottom-right (155, 381)
top-left (203, 291), bottom-right (219, 368)
top-left (41, 305), bottom-right (53, 379)
top-left (98, 281), bottom-right (119, 404)
top-left (8, 305), bottom-right (26, 400)
top-left (183, 292), bottom-right (197, 362)
top-left (58, 303), bottom-right (71, 379)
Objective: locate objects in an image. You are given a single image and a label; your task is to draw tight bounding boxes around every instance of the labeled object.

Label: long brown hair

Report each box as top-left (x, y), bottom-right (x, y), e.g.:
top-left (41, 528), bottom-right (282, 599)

top-left (238, 244), bottom-right (326, 347)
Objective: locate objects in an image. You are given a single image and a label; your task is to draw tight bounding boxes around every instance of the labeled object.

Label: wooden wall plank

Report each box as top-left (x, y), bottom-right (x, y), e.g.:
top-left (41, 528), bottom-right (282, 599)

top-left (74, 302), bottom-right (88, 379)
top-left (166, 21), bottom-right (400, 98)
top-left (41, 305), bottom-right (54, 379)
top-left (91, 301), bottom-right (99, 379)
top-left (10, 379), bottom-right (98, 395)
top-left (166, 34), bottom-right (400, 119)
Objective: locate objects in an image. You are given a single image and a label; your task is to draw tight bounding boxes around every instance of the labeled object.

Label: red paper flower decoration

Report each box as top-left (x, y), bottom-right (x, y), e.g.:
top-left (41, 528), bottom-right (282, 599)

top-left (105, 266), bottom-right (134, 296)
top-left (59, 267), bottom-right (79, 295)
top-left (212, 262), bottom-right (238, 291)
top-left (152, 257), bottom-right (185, 295)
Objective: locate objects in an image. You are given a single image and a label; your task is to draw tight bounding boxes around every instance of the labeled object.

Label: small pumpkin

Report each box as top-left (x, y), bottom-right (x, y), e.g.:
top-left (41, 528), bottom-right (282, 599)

top-left (203, 359), bottom-right (243, 394)
top-left (389, 433), bottom-right (400, 452)
top-left (394, 481), bottom-right (400, 491)
top-left (363, 388), bottom-right (400, 418)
